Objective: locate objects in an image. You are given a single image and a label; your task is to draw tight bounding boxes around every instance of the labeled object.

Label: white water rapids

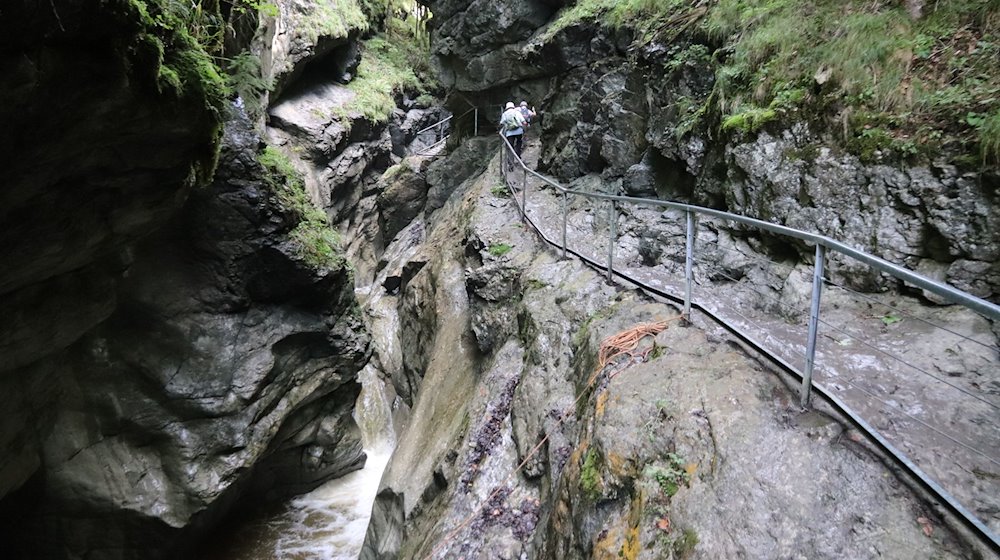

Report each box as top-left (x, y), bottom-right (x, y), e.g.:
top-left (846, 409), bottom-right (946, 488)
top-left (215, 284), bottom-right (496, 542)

top-left (213, 363), bottom-right (397, 560)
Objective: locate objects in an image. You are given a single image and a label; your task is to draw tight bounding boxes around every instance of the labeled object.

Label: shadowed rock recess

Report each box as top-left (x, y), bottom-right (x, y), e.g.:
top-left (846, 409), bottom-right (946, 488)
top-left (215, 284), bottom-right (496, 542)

top-left (0, 0), bottom-right (374, 558)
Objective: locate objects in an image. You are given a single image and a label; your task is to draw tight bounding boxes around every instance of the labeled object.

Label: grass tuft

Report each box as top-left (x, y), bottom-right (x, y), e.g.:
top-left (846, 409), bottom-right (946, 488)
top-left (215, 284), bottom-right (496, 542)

top-left (541, 0), bottom-right (1000, 164)
top-left (259, 147), bottom-right (346, 270)
top-left (980, 110), bottom-right (1000, 165)
top-left (299, 0), bottom-right (370, 42)
top-left (488, 242), bottom-right (513, 257)
top-left (335, 15), bottom-right (437, 123)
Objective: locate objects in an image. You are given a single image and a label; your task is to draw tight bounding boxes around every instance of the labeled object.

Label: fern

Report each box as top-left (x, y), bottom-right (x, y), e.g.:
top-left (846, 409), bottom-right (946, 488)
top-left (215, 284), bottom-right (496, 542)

top-left (225, 50), bottom-right (273, 117)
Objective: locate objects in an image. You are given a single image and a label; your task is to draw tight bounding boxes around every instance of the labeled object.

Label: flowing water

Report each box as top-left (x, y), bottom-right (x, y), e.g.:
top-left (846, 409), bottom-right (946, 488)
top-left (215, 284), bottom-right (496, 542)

top-left (212, 364), bottom-right (397, 560)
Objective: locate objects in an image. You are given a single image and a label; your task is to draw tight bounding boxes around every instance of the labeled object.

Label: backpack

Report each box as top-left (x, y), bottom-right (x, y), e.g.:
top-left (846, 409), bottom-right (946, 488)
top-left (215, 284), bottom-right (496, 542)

top-left (518, 106), bottom-right (533, 125)
top-left (500, 110), bottom-right (521, 132)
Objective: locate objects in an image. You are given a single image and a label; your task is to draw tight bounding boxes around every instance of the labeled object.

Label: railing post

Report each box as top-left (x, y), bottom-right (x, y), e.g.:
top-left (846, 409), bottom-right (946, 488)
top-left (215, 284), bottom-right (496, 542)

top-left (801, 243), bottom-right (826, 407)
top-left (474, 108), bottom-right (478, 136)
top-left (684, 211), bottom-right (694, 320)
top-left (561, 191), bottom-right (568, 258)
top-left (502, 141), bottom-right (508, 188)
top-left (607, 201), bottom-right (616, 282)
top-left (521, 158), bottom-right (527, 223)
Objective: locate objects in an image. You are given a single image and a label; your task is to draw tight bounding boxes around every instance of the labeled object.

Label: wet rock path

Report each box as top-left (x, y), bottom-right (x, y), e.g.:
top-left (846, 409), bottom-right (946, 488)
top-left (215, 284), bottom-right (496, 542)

top-left (501, 137), bottom-right (1000, 539)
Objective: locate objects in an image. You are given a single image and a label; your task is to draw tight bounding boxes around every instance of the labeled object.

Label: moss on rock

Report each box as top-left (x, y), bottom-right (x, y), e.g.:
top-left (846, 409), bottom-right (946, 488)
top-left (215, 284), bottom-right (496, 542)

top-left (540, 0), bottom-right (1000, 167)
top-left (259, 147), bottom-right (348, 271)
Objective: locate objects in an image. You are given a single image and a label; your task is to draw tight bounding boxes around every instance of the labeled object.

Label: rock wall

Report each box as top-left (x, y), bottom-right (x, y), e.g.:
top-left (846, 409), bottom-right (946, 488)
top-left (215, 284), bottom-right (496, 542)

top-left (0, 108), bottom-right (371, 560)
top-left (255, 0), bottom-right (374, 104)
top-left (0, 0), bottom-right (226, 502)
top-left (420, 0), bottom-right (1000, 301)
top-left (0, 1), bottom-right (386, 557)
top-left (358, 146), bottom-right (987, 559)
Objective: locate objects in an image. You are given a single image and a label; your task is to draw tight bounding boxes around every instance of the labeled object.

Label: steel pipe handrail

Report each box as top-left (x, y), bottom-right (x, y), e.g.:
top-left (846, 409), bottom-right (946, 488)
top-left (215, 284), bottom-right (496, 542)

top-left (409, 108), bottom-right (481, 158)
top-left (413, 108), bottom-right (475, 137)
top-left (499, 133), bottom-right (1000, 320)
top-left (496, 132), bottom-right (1000, 553)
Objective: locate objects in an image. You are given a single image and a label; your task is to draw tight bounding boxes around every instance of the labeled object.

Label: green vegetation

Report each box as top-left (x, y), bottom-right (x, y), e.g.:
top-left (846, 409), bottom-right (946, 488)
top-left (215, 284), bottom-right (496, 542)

top-left (415, 93), bottom-right (437, 107)
top-left (644, 453), bottom-right (690, 498)
top-left (541, 0), bottom-right (696, 42)
top-left (126, 1), bottom-right (228, 107)
top-left (490, 182), bottom-right (510, 197)
top-left (334, 14), bottom-right (437, 124)
top-left (120, 0), bottom-right (235, 183)
top-left (880, 314), bottom-right (902, 326)
top-left (721, 107), bottom-right (776, 133)
top-left (259, 147), bottom-right (346, 270)
top-left (525, 278), bottom-right (548, 291)
top-left (580, 448), bottom-right (604, 500)
top-left (673, 528), bottom-right (699, 558)
top-left (487, 242), bottom-right (513, 257)
top-left (981, 110), bottom-right (1000, 164)
top-left (300, 0), bottom-right (370, 42)
top-left (543, 0), bottom-right (1000, 166)
top-left (224, 50), bottom-right (274, 117)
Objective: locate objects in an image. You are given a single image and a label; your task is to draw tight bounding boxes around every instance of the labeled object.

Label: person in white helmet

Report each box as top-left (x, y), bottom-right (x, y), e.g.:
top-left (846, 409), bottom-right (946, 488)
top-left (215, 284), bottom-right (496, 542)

top-left (499, 101), bottom-right (527, 159)
top-left (518, 101), bottom-right (537, 128)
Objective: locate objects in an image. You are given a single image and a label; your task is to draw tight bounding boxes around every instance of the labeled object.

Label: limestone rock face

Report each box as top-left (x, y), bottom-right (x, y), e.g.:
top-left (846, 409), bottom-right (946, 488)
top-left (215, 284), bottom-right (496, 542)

top-left (0, 111), bottom-right (369, 560)
top-left (256, 0), bottom-right (372, 102)
top-left (266, 80), bottom-right (394, 224)
top-left (425, 136), bottom-right (500, 212)
top-left (416, 2), bottom-right (1000, 300)
top-left (0, 0), bottom-right (224, 501)
top-left (360, 149), bottom-right (982, 560)
top-left (420, 0), bottom-right (564, 91)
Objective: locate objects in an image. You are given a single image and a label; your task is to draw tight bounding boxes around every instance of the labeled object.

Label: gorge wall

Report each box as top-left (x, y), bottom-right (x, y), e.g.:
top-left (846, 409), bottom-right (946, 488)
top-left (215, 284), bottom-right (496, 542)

top-left (358, 146), bottom-right (989, 560)
top-left (426, 0), bottom-right (1000, 300)
top-left (0, 0), bottom-right (394, 557)
top-left (354, 1), bottom-right (999, 558)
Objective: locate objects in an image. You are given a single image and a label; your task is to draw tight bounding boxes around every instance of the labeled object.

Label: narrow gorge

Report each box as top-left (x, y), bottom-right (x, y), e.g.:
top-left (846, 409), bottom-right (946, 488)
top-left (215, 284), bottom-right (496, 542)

top-left (0, 1), bottom-right (998, 559)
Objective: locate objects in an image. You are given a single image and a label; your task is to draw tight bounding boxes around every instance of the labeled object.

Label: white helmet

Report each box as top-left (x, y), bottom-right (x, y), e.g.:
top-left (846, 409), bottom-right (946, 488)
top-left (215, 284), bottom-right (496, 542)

top-left (505, 101), bottom-right (515, 109)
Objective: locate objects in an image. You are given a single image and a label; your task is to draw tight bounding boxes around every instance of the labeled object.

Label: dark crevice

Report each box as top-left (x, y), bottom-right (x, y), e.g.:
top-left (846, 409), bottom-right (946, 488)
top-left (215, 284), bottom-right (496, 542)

top-left (921, 224), bottom-right (956, 263)
top-left (272, 39), bottom-right (361, 104)
top-left (647, 149), bottom-right (696, 201)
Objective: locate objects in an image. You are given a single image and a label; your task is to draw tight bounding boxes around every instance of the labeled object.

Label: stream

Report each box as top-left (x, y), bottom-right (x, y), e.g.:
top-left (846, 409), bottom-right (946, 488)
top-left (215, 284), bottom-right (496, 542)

top-left (211, 361), bottom-right (397, 560)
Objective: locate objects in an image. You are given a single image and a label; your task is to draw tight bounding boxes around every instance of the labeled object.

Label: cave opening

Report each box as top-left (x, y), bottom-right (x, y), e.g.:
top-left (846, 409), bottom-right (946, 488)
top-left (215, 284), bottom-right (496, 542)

top-left (647, 149), bottom-right (697, 201)
top-left (0, 471), bottom-right (44, 559)
top-left (272, 40), bottom-right (361, 104)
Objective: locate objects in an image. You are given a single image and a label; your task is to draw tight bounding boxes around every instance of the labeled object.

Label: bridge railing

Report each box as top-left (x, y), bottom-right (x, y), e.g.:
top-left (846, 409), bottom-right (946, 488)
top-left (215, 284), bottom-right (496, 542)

top-left (498, 133), bottom-right (1000, 552)
top-left (408, 101), bottom-right (487, 157)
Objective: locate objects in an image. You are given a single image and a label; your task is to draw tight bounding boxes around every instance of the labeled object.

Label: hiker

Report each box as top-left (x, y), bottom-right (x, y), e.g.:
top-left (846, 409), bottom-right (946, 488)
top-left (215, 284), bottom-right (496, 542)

top-left (499, 101), bottom-right (527, 158)
top-left (518, 101), bottom-right (537, 128)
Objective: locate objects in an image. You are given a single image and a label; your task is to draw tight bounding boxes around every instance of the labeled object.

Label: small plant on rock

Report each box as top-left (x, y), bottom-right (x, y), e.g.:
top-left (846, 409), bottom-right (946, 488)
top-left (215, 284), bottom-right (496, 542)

top-left (580, 448), bottom-right (604, 500)
top-left (490, 183), bottom-right (510, 198)
top-left (644, 453), bottom-right (691, 498)
top-left (488, 242), bottom-right (513, 257)
top-left (259, 146), bottom-right (346, 270)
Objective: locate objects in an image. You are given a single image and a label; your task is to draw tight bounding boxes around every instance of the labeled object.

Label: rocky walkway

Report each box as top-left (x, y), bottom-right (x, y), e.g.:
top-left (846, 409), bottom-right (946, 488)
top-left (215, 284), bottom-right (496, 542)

top-left (361, 144), bottom-right (993, 559)
top-left (501, 137), bottom-right (1000, 540)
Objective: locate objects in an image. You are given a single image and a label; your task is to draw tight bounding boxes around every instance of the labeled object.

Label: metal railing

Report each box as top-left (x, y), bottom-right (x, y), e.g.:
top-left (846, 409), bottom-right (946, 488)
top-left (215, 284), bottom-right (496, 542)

top-left (408, 106), bottom-right (480, 157)
top-left (497, 133), bottom-right (1000, 552)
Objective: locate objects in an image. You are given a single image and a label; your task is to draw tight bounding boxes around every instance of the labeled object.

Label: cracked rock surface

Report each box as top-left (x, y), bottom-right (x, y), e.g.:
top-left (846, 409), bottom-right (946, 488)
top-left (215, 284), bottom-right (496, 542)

top-left (359, 146), bottom-right (988, 559)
